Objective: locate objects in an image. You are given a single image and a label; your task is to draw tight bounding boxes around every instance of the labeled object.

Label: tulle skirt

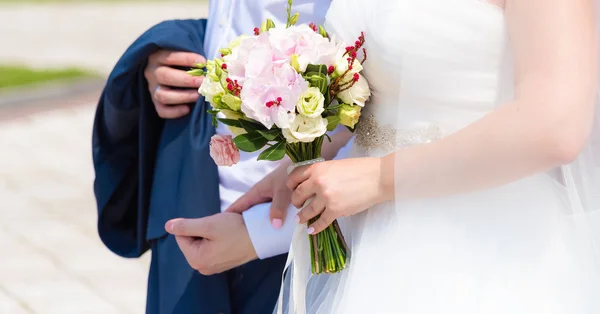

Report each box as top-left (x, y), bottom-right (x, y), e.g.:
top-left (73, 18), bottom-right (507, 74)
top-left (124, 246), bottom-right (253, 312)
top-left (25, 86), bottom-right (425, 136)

top-left (290, 161), bottom-right (600, 314)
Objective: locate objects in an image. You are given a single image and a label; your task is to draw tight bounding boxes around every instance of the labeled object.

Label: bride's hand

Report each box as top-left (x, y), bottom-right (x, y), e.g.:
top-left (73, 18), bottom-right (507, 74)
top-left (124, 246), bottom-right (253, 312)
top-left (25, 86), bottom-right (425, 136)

top-left (287, 156), bottom-right (394, 234)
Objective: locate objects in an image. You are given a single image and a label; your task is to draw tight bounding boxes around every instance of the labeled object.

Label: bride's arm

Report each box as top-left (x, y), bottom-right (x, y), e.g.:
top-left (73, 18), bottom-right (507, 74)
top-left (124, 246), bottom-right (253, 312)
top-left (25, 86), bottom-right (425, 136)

top-left (289, 0), bottom-right (598, 234)
top-left (388, 0), bottom-right (597, 200)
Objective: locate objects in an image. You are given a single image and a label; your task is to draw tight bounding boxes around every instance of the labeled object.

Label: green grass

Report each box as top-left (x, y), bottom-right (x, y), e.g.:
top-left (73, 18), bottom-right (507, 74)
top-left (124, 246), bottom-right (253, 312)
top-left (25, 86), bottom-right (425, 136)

top-left (0, 65), bottom-right (93, 90)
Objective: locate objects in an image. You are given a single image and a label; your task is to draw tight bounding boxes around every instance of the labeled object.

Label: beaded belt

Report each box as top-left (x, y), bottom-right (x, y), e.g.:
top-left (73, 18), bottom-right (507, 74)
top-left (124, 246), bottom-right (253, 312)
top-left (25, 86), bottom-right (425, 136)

top-left (355, 114), bottom-right (446, 153)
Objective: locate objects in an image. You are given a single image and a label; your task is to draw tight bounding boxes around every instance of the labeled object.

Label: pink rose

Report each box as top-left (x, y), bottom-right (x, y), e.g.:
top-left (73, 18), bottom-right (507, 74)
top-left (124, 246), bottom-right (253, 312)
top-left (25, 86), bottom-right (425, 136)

top-left (240, 63), bottom-right (309, 129)
top-left (209, 134), bottom-right (240, 167)
top-left (268, 25), bottom-right (340, 71)
top-left (224, 33), bottom-right (287, 84)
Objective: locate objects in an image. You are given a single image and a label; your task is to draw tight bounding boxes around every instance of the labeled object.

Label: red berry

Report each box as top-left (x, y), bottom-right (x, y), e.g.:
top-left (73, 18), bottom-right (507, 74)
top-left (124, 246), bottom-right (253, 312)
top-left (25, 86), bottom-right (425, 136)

top-left (221, 63), bottom-right (227, 70)
top-left (353, 73), bottom-right (360, 82)
top-left (327, 65), bottom-right (335, 74)
top-left (276, 97), bottom-right (283, 103)
top-left (254, 27), bottom-right (260, 35)
top-left (350, 51), bottom-right (357, 58)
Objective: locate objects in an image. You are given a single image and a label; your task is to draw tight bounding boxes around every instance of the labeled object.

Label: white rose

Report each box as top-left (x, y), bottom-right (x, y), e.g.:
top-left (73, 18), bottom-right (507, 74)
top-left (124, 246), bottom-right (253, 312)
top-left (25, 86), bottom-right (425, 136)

top-left (297, 87), bottom-right (325, 118)
top-left (282, 115), bottom-right (328, 143)
top-left (337, 74), bottom-right (371, 107)
top-left (334, 57), bottom-right (363, 78)
top-left (198, 77), bottom-right (225, 108)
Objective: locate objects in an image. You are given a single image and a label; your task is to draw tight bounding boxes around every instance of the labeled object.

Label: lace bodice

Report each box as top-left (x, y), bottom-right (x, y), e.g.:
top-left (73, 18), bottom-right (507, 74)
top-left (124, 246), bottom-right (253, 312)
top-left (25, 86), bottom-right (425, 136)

top-left (325, 0), bottom-right (509, 156)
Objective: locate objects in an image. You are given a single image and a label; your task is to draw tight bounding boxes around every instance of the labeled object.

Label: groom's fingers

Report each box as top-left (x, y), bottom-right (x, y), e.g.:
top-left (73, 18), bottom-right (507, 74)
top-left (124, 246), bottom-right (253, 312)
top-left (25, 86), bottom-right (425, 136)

top-left (154, 85), bottom-right (200, 105)
top-left (175, 235), bottom-right (205, 271)
top-left (166, 217), bottom-right (215, 238)
top-left (155, 66), bottom-right (202, 88)
top-left (152, 50), bottom-right (206, 68)
top-left (227, 187), bottom-right (270, 213)
top-left (270, 188), bottom-right (292, 229)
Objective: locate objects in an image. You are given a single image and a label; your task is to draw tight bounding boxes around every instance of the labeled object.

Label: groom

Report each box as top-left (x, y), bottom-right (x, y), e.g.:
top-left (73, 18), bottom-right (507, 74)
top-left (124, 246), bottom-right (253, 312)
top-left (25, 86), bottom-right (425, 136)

top-left (92, 1), bottom-right (335, 314)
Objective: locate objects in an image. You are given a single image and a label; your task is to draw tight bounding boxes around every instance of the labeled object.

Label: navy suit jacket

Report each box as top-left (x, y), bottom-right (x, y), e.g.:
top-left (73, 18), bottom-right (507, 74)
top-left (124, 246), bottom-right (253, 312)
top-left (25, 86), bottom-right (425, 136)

top-left (93, 19), bottom-right (214, 257)
top-left (92, 19), bottom-right (286, 314)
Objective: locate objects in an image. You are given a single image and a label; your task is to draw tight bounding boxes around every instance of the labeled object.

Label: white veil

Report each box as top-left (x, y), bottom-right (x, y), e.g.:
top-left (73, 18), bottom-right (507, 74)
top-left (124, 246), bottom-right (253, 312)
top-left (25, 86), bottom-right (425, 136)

top-left (276, 1), bottom-right (600, 313)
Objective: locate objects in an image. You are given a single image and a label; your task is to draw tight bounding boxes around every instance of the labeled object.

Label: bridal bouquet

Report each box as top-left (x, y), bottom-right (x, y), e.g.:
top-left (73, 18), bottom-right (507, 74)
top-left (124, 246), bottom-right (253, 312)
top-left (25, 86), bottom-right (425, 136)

top-left (189, 0), bottom-right (369, 274)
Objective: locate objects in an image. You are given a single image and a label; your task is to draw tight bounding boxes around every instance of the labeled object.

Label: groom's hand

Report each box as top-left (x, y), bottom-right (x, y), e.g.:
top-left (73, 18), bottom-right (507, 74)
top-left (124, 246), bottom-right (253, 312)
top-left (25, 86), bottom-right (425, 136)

top-left (145, 50), bottom-right (206, 119)
top-left (165, 212), bottom-right (258, 276)
top-left (226, 160), bottom-right (293, 229)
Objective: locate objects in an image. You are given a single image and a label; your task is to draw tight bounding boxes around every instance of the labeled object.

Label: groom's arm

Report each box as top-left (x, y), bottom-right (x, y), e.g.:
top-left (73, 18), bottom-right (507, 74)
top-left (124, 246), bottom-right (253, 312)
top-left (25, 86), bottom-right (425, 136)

top-left (242, 203), bottom-right (296, 259)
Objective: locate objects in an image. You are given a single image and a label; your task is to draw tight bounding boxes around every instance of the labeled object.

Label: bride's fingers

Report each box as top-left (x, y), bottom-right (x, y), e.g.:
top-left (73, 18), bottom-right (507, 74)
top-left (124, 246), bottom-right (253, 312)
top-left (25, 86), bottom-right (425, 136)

top-left (291, 181), bottom-right (314, 208)
top-left (307, 211), bottom-right (335, 235)
top-left (287, 165), bottom-right (313, 190)
top-left (296, 197), bottom-right (325, 224)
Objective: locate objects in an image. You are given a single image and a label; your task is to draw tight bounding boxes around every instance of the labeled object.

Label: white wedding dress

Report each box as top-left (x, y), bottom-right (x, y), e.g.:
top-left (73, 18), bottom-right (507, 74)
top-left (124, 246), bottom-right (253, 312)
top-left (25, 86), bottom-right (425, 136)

top-left (278, 1), bottom-right (600, 313)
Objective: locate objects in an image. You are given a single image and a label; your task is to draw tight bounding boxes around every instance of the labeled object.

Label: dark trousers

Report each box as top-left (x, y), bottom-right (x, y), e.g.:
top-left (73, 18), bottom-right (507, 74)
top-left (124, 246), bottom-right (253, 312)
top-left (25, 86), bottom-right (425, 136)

top-left (146, 236), bottom-right (287, 314)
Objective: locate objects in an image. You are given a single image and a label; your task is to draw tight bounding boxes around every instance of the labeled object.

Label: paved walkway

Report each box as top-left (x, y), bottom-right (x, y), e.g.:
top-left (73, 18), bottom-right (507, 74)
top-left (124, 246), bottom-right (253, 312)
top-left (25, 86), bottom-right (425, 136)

top-left (0, 99), bottom-right (151, 314)
top-left (0, 2), bottom-right (210, 312)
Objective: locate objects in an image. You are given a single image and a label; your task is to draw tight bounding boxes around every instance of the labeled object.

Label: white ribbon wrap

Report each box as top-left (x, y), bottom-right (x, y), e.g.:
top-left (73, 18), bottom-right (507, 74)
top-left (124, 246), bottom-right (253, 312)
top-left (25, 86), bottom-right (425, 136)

top-left (276, 158), bottom-right (325, 314)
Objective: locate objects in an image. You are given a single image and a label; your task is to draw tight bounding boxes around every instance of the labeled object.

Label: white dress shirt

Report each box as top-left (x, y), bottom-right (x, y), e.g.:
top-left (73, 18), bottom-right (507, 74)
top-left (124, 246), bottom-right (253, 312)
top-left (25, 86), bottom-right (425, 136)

top-left (204, 0), bottom-right (334, 259)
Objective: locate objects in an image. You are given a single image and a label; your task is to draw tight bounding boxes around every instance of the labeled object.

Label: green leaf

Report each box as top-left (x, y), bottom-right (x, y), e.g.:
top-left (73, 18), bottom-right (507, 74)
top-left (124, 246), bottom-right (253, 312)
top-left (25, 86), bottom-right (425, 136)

top-left (233, 132), bottom-right (269, 152)
top-left (325, 87), bottom-right (332, 105)
top-left (257, 129), bottom-right (282, 141)
top-left (217, 118), bottom-right (242, 128)
top-left (257, 141), bottom-right (286, 161)
top-left (305, 64), bottom-right (328, 76)
top-left (305, 75), bottom-right (328, 95)
top-left (239, 119), bottom-right (267, 133)
top-left (325, 104), bottom-right (343, 111)
top-left (207, 110), bottom-right (219, 127)
top-left (326, 115), bottom-right (340, 132)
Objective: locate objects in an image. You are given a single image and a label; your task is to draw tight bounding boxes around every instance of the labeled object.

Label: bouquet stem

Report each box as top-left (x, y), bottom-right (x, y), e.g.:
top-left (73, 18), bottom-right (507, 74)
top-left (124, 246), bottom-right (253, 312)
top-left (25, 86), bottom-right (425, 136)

top-left (286, 136), bottom-right (349, 274)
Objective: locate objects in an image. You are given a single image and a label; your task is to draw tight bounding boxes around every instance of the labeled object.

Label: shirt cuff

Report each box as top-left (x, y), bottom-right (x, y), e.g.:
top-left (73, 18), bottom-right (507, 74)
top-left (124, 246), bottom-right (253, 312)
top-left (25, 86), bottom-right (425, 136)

top-left (242, 202), bottom-right (296, 260)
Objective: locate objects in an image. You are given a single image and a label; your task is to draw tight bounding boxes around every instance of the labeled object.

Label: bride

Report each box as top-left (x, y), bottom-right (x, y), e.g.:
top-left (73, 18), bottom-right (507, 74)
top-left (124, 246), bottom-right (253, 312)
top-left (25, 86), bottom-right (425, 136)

top-left (278, 0), bottom-right (600, 313)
